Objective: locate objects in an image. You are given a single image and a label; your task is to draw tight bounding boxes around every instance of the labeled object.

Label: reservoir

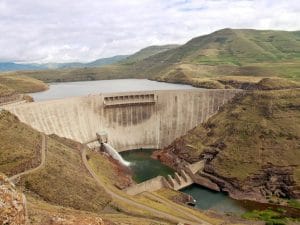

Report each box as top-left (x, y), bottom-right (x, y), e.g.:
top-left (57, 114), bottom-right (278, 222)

top-left (30, 79), bottom-right (196, 101)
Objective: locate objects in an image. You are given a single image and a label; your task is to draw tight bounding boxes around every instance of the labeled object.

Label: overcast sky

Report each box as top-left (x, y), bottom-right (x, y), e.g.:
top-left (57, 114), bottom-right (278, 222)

top-left (0, 0), bottom-right (299, 63)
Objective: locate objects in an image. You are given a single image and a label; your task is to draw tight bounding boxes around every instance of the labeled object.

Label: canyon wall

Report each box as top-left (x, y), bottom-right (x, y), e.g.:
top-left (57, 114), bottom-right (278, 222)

top-left (4, 89), bottom-right (241, 151)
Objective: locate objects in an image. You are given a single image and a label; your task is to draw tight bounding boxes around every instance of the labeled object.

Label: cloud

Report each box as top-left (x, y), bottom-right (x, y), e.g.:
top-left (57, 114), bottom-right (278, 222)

top-left (0, 0), bottom-right (299, 63)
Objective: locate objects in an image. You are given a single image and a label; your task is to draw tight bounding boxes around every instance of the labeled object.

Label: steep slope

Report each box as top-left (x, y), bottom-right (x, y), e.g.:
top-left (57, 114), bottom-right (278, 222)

top-left (134, 29), bottom-right (300, 81)
top-left (0, 111), bottom-right (42, 176)
top-left (156, 89), bottom-right (300, 201)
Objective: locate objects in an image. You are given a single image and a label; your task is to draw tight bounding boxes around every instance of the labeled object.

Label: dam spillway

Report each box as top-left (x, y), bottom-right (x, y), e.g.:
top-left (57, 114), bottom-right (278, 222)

top-left (4, 89), bottom-right (241, 151)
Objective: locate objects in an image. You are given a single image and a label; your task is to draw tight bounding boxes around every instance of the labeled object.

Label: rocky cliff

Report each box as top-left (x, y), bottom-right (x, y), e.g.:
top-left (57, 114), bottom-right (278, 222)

top-left (0, 173), bottom-right (27, 225)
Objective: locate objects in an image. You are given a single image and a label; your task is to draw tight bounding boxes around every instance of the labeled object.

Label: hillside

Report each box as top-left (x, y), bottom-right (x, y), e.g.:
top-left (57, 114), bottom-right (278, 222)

top-left (3, 29), bottom-right (300, 85)
top-left (0, 83), bottom-right (15, 97)
top-left (138, 29), bottom-right (300, 83)
top-left (156, 89), bottom-right (300, 201)
top-left (120, 44), bottom-right (179, 64)
top-left (0, 75), bottom-right (48, 93)
top-left (0, 111), bottom-right (42, 176)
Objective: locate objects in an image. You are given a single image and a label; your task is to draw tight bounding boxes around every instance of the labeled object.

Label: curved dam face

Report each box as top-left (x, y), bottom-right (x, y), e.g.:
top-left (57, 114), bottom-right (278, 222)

top-left (5, 89), bottom-right (241, 151)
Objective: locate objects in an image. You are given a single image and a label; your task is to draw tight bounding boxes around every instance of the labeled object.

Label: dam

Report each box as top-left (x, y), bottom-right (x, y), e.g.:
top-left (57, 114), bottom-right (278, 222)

top-left (4, 88), bottom-right (241, 151)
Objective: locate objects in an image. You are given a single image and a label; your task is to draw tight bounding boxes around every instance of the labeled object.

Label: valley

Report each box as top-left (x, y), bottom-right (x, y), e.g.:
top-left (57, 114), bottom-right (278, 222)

top-left (1, 28), bottom-right (300, 225)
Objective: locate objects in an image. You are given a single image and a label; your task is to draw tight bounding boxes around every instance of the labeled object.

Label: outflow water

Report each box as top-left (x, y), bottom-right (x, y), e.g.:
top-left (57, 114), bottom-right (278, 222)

top-left (103, 143), bottom-right (130, 166)
top-left (120, 149), bottom-right (175, 183)
top-left (121, 149), bottom-right (249, 215)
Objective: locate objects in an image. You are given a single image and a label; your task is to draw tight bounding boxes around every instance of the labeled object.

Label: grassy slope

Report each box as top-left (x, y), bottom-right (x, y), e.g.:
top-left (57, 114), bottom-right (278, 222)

top-left (174, 89), bottom-right (300, 181)
top-left (0, 74), bottom-right (48, 93)
top-left (20, 136), bottom-right (112, 213)
top-left (0, 111), bottom-right (42, 176)
top-left (0, 83), bottom-right (15, 97)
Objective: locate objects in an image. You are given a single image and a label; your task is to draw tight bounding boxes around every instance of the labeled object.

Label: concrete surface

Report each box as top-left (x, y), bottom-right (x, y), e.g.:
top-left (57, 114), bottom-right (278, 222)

top-left (4, 89), bottom-right (241, 151)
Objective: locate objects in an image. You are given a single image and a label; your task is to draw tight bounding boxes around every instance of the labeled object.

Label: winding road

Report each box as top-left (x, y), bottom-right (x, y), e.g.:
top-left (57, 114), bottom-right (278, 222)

top-left (81, 147), bottom-right (212, 225)
top-left (9, 135), bottom-right (47, 182)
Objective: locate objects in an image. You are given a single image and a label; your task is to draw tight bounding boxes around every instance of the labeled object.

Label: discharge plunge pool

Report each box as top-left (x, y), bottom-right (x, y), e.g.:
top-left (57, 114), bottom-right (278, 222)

top-left (120, 149), bottom-right (249, 216)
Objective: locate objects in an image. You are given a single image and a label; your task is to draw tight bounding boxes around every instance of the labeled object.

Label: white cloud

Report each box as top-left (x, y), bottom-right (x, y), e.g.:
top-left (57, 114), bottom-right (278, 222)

top-left (0, 0), bottom-right (299, 63)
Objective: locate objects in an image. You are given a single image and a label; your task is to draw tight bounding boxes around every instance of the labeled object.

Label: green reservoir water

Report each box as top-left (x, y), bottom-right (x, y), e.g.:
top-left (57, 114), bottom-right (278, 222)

top-left (182, 184), bottom-right (248, 215)
top-left (121, 149), bottom-right (249, 215)
top-left (120, 149), bottom-right (175, 183)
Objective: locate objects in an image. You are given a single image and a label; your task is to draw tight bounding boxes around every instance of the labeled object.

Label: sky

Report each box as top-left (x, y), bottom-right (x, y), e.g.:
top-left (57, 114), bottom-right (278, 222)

top-left (0, 0), bottom-right (299, 63)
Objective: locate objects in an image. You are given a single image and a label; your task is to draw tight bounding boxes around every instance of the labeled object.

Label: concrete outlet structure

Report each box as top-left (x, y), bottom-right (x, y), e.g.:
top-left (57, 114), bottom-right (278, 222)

top-left (4, 89), bottom-right (241, 152)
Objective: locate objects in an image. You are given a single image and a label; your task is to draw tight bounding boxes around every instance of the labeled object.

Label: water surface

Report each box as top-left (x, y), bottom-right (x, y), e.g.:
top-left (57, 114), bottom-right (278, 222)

top-left (30, 79), bottom-right (196, 101)
top-left (120, 149), bottom-right (174, 183)
top-left (121, 149), bottom-right (249, 215)
top-left (182, 184), bottom-right (248, 215)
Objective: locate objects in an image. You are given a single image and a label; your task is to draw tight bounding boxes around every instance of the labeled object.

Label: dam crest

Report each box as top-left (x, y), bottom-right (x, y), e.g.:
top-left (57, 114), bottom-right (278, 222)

top-left (4, 89), bottom-right (241, 152)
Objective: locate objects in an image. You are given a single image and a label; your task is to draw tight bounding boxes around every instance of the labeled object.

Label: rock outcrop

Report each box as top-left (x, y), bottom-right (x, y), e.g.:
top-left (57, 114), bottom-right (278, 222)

top-left (156, 90), bottom-right (300, 202)
top-left (0, 173), bottom-right (27, 225)
top-left (49, 215), bottom-right (105, 225)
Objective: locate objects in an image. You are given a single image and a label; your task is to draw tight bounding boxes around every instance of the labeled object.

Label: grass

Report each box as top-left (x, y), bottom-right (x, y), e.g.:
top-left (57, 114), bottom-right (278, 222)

top-left (0, 110), bottom-right (42, 176)
top-left (0, 74), bottom-right (48, 93)
top-left (242, 209), bottom-right (300, 225)
top-left (86, 149), bottom-right (133, 189)
top-left (20, 137), bottom-right (112, 213)
top-left (26, 194), bottom-right (172, 225)
top-left (287, 199), bottom-right (300, 209)
top-left (0, 83), bottom-right (15, 97)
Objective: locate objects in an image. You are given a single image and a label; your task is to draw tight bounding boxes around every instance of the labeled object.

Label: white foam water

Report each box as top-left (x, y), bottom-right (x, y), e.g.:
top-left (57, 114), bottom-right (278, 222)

top-left (103, 143), bottom-right (130, 166)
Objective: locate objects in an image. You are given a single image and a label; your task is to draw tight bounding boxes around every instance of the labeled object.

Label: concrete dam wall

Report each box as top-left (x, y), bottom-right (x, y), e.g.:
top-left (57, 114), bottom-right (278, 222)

top-left (5, 89), bottom-right (240, 151)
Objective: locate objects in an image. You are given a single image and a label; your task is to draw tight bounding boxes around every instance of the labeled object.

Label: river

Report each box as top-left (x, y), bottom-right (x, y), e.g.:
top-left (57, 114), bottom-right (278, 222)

top-left (121, 149), bottom-right (249, 215)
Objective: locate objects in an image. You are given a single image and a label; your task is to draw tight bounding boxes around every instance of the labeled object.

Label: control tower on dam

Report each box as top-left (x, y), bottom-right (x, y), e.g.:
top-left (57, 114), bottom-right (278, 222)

top-left (4, 89), bottom-right (241, 151)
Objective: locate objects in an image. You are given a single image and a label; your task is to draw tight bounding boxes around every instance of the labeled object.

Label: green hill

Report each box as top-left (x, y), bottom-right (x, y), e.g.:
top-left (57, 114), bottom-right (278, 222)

top-left (120, 45), bottom-right (179, 64)
top-left (2, 29), bottom-right (300, 86)
top-left (135, 29), bottom-right (300, 82)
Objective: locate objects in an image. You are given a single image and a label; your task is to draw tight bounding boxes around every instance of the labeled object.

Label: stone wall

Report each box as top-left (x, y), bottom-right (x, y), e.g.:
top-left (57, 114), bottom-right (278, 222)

top-left (4, 89), bottom-right (241, 151)
top-left (124, 176), bottom-right (168, 195)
